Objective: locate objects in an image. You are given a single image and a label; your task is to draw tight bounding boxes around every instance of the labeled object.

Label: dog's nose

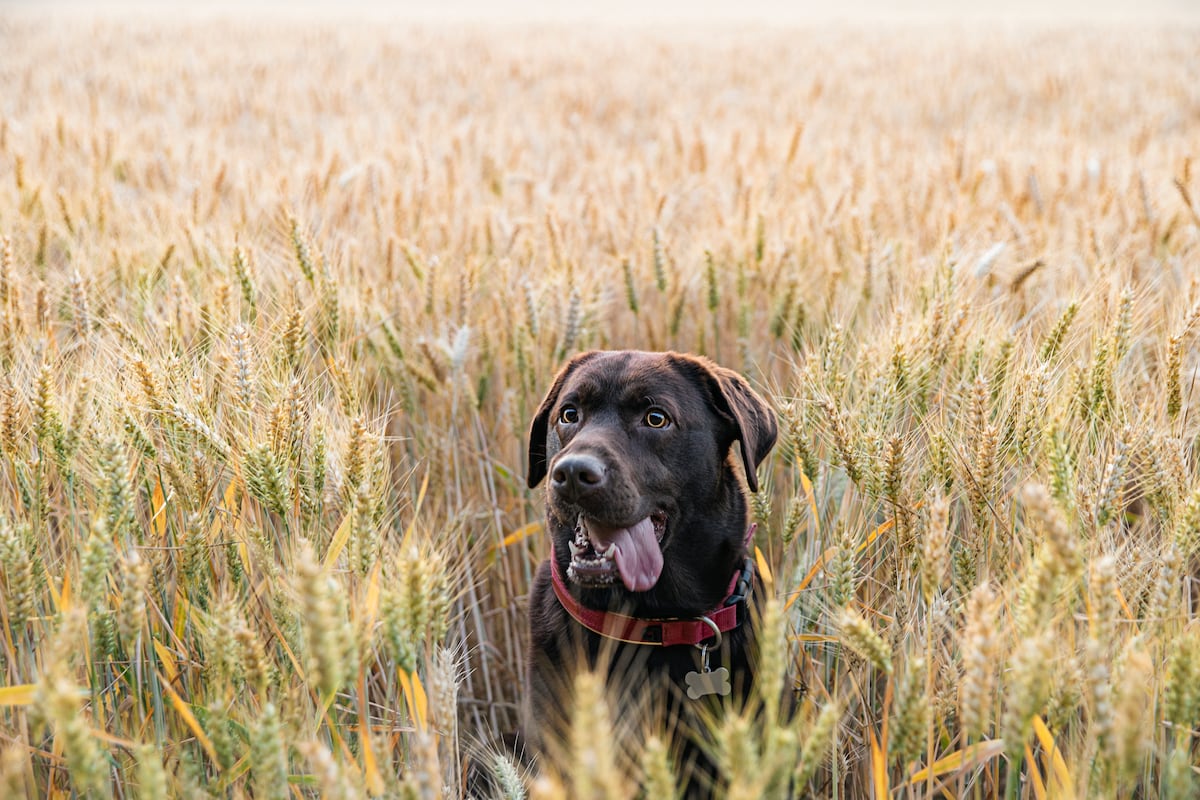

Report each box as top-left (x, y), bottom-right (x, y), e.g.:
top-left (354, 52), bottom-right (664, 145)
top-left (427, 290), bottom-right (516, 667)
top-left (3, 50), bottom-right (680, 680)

top-left (550, 454), bottom-right (607, 501)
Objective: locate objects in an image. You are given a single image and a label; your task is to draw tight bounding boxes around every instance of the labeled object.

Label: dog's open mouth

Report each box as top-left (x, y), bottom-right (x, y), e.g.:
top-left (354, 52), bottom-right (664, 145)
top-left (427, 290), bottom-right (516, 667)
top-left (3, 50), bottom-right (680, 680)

top-left (567, 512), bottom-right (667, 592)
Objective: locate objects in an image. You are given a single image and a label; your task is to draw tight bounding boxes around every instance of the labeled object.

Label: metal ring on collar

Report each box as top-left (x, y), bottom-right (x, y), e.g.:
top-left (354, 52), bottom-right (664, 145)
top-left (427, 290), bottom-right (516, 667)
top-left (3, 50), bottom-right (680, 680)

top-left (693, 615), bottom-right (721, 650)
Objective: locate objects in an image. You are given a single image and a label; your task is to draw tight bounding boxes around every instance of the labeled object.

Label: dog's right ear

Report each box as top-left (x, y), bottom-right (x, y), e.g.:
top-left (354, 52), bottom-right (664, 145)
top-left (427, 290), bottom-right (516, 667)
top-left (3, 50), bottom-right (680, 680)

top-left (527, 351), bottom-right (599, 488)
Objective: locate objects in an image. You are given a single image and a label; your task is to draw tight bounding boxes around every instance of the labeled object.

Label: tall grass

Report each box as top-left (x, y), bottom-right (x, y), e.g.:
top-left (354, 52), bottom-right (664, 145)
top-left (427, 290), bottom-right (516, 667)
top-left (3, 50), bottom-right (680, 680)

top-left (0, 14), bottom-right (1198, 798)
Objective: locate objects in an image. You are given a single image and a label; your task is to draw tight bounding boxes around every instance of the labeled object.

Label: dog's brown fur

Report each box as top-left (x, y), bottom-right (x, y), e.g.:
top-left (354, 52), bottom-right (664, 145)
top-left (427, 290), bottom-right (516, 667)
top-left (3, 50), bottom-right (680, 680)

top-left (523, 350), bottom-right (777, 794)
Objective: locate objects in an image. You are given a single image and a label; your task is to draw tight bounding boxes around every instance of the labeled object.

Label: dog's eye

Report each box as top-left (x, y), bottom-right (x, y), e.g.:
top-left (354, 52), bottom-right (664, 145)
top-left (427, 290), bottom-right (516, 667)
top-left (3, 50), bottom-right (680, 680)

top-left (644, 409), bottom-right (670, 429)
top-left (558, 406), bottom-right (580, 424)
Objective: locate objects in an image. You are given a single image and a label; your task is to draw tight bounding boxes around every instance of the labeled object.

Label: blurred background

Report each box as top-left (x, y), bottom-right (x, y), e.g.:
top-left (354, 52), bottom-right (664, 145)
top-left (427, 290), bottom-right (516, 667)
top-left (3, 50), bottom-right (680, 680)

top-left (10, 0), bottom-right (1200, 23)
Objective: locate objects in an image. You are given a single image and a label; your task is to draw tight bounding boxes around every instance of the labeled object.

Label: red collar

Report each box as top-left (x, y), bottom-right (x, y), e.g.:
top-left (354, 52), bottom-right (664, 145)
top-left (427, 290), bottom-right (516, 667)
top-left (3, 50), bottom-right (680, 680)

top-left (549, 523), bottom-right (756, 647)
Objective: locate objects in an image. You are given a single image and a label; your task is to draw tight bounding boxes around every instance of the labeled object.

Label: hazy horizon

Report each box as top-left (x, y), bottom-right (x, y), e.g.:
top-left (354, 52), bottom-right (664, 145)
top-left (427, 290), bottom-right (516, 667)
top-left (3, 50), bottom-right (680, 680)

top-left (9, 0), bottom-right (1200, 24)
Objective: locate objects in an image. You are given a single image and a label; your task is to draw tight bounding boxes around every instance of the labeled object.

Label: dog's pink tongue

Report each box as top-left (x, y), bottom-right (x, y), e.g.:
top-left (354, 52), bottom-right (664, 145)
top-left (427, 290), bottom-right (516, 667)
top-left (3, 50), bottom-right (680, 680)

top-left (585, 517), bottom-right (663, 592)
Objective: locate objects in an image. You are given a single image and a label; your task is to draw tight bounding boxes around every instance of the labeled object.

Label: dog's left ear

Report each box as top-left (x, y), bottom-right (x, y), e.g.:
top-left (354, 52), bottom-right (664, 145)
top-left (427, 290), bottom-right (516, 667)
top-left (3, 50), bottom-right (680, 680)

top-left (682, 356), bottom-right (778, 493)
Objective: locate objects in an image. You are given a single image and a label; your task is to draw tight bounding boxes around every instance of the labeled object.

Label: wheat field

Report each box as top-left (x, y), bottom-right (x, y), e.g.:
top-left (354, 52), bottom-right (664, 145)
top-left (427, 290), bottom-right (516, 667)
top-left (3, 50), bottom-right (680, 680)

top-left (0, 12), bottom-right (1199, 799)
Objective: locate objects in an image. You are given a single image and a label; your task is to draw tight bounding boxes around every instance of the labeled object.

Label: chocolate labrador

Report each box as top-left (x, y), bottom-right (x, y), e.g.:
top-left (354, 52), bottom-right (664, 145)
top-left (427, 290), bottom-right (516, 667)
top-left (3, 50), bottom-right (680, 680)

top-left (523, 350), bottom-right (778, 794)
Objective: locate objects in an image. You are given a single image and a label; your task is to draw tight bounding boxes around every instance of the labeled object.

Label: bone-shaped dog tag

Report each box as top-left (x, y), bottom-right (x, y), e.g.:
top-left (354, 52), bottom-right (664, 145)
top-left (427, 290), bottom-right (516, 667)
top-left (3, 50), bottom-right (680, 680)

top-left (686, 667), bottom-right (731, 699)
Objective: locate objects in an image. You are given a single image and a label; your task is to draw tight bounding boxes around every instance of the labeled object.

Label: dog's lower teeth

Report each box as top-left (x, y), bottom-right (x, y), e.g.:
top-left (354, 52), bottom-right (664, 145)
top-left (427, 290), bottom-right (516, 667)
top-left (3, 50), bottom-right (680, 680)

top-left (567, 515), bottom-right (623, 586)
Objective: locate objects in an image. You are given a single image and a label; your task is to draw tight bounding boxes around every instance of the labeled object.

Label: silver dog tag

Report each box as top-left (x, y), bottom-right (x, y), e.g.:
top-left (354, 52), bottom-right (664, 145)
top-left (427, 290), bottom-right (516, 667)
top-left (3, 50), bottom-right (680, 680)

top-left (686, 667), bottom-right (731, 699)
top-left (685, 644), bottom-right (731, 699)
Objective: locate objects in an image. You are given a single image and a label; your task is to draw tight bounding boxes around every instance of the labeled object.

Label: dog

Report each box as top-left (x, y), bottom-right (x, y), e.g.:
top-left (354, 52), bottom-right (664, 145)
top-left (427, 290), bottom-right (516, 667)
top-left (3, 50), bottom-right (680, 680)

top-left (522, 350), bottom-right (778, 795)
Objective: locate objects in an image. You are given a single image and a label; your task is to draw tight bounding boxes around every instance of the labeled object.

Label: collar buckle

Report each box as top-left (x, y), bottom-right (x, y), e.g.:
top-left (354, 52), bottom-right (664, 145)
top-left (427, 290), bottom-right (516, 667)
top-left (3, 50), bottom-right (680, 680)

top-left (724, 556), bottom-right (755, 608)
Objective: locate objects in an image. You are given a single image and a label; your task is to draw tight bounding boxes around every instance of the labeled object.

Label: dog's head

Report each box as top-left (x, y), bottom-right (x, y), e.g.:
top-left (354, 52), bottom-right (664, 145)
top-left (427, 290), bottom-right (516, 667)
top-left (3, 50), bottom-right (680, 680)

top-left (527, 350), bottom-right (777, 597)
